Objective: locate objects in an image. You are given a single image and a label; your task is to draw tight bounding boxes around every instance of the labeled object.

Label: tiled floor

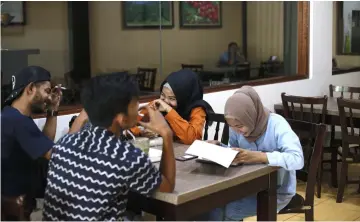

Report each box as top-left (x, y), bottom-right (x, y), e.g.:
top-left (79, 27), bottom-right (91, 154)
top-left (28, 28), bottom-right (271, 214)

top-left (245, 163), bottom-right (360, 221)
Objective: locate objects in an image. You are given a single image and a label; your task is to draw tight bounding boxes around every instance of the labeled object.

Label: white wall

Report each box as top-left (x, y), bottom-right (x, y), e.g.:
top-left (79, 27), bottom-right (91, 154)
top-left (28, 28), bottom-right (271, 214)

top-left (35, 1), bottom-right (360, 142)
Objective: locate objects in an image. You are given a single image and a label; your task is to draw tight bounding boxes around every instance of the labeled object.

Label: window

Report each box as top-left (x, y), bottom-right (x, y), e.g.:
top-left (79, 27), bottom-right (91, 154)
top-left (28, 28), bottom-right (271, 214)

top-left (1, 1), bottom-right (310, 114)
top-left (333, 1), bottom-right (360, 75)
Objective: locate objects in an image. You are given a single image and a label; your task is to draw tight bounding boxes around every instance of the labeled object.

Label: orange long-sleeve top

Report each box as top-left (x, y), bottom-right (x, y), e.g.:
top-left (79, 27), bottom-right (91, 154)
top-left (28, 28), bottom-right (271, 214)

top-left (131, 104), bottom-right (206, 145)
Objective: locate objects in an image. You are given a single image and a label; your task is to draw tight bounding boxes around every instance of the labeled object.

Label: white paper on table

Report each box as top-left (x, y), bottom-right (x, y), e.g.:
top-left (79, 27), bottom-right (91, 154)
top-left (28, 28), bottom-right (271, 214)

top-left (185, 140), bottom-right (239, 168)
top-left (149, 148), bottom-right (162, 163)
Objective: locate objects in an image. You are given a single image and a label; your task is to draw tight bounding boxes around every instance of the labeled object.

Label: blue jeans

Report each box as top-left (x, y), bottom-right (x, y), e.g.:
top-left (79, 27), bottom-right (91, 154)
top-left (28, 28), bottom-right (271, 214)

top-left (205, 195), bottom-right (257, 221)
top-left (203, 194), bottom-right (287, 221)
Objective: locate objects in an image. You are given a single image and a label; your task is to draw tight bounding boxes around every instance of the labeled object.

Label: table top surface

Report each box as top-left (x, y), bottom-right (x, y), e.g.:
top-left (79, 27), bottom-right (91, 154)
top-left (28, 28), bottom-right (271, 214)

top-left (274, 97), bottom-right (360, 118)
top-left (151, 143), bottom-right (276, 205)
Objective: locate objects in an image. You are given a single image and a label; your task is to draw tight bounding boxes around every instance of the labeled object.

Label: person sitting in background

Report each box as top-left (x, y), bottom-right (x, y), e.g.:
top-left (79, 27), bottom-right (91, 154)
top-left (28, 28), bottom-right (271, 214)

top-left (205, 86), bottom-right (304, 220)
top-left (219, 42), bottom-right (246, 66)
top-left (1, 66), bottom-right (62, 220)
top-left (43, 73), bottom-right (176, 221)
top-left (131, 69), bottom-right (214, 145)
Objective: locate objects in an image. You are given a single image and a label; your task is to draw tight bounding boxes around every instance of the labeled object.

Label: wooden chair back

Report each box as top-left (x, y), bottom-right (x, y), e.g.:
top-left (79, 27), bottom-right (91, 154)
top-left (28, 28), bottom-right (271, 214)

top-left (329, 84), bottom-right (360, 100)
top-left (287, 119), bottom-right (326, 207)
top-left (203, 113), bottom-right (230, 145)
top-left (337, 98), bottom-right (360, 151)
top-left (181, 64), bottom-right (204, 73)
top-left (336, 98), bottom-right (360, 202)
top-left (281, 92), bottom-right (328, 124)
top-left (136, 68), bottom-right (157, 91)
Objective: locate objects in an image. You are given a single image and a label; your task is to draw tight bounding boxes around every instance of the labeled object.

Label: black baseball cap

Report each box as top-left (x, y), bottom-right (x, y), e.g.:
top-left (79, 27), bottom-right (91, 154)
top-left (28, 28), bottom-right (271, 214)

top-left (4, 66), bottom-right (51, 105)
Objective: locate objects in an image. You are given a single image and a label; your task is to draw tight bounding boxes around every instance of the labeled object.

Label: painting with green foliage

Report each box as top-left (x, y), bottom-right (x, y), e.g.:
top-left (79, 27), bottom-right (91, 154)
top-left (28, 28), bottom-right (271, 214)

top-left (122, 1), bottom-right (174, 29)
top-left (180, 1), bottom-right (222, 28)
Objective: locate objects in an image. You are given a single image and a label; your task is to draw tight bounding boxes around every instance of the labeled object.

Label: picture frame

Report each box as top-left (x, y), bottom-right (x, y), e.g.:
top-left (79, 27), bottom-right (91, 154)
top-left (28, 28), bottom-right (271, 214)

top-left (1, 1), bottom-right (26, 26)
top-left (179, 1), bottom-right (222, 28)
top-left (122, 1), bottom-right (174, 29)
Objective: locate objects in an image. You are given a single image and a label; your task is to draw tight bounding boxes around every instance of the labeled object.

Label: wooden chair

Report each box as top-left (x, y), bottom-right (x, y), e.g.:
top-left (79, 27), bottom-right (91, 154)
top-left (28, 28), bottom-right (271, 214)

top-left (281, 92), bottom-right (328, 198)
top-left (235, 63), bottom-right (251, 80)
top-left (325, 85), bottom-right (360, 187)
top-left (136, 68), bottom-right (157, 91)
top-left (330, 84), bottom-right (360, 99)
top-left (278, 119), bottom-right (326, 221)
top-left (203, 113), bottom-right (230, 145)
top-left (1, 195), bottom-right (33, 220)
top-left (336, 98), bottom-right (360, 203)
top-left (181, 64), bottom-right (204, 73)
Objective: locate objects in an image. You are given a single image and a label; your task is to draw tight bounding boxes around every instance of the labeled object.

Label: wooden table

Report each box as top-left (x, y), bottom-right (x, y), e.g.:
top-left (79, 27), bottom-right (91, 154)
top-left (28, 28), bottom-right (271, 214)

top-left (274, 97), bottom-right (360, 125)
top-left (128, 143), bottom-right (278, 221)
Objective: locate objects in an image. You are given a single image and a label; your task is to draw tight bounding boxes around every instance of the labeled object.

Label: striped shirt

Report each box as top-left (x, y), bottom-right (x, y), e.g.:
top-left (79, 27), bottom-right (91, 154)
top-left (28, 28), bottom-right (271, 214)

top-left (43, 126), bottom-right (162, 221)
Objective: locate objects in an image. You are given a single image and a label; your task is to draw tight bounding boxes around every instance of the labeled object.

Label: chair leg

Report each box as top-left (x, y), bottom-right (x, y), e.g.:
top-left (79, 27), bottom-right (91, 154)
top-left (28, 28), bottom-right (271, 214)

top-left (336, 162), bottom-right (348, 203)
top-left (316, 153), bottom-right (323, 198)
top-left (331, 149), bottom-right (338, 188)
top-left (305, 208), bottom-right (314, 221)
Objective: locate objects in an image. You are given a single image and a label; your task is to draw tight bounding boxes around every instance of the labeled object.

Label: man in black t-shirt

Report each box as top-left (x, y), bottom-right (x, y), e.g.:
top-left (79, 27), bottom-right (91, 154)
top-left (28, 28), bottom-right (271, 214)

top-left (1, 66), bottom-right (62, 220)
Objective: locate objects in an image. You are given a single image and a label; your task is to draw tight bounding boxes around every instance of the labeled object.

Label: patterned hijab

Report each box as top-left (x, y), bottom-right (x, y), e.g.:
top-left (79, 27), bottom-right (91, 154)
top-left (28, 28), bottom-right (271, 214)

top-left (224, 86), bottom-right (270, 142)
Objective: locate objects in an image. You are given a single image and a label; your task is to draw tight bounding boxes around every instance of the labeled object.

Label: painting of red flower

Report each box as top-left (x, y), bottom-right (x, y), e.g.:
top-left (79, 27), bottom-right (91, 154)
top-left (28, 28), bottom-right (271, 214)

top-left (180, 1), bottom-right (222, 28)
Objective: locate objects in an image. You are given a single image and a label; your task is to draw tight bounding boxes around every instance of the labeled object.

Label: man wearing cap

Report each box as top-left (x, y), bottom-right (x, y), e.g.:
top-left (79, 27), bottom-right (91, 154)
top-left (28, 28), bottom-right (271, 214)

top-left (1, 66), bottom-right (62, 220)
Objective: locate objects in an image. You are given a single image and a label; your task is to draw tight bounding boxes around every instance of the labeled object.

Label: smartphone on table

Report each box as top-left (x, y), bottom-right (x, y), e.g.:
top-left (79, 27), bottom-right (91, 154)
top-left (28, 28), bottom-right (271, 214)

top-left (175, 154), bottom-right (197, 161)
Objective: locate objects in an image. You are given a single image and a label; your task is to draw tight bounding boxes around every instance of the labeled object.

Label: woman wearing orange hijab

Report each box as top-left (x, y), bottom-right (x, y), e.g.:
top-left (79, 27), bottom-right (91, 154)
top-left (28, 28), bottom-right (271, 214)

top-left (132, 69), bottom-right (214, 145)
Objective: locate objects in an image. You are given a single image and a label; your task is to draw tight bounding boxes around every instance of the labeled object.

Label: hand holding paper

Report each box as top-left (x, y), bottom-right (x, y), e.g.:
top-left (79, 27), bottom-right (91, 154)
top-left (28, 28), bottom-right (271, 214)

top-left (185, 140), bottom-right (239, 168)
top-left (232, 148), bottom-right (269, 164)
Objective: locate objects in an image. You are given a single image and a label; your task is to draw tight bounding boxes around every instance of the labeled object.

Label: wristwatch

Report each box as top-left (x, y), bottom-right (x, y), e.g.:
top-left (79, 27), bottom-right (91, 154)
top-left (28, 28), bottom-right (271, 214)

top-left (47, 110), bottom-right (59, 117)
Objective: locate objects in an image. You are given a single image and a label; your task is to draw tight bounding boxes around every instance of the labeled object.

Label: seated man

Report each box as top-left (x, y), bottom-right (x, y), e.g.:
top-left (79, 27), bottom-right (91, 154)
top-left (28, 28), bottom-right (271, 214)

top-left (42, 73), bottom-right (176, 221)
top-left (219, 42), bottom-right (246, 66)
top-left (1, 66), bottom-right (62, 220)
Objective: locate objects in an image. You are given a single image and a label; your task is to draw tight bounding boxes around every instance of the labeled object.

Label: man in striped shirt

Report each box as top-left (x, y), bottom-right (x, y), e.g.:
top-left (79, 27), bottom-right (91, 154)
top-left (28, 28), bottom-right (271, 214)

top-left (43, 73), bottom-right (176, 221)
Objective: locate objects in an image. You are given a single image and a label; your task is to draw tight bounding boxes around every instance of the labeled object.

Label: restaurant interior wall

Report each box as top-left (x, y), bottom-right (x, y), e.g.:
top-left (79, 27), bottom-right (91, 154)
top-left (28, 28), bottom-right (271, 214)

top-left (25, 2), bottom-right (360, 142)
top-left (1, 1), bottom-right (69, 84)
top-left (246, 1), bottom-right (284, 67)
top-left (2, 1), bottom-right (297, 87)
top-left (89, 1), bottom-right (243, 88)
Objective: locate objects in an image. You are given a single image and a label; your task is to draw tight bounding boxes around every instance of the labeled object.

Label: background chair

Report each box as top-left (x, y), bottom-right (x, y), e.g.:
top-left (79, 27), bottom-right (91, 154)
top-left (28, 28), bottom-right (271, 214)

top-left (136, 68), bottom-right (157, 91)
top-left (203, 113), bottom-right (229, 145)
top-left (281, 92), bottom-right (328, 198)
top-left (336, 98), bottom-right (360, 203)
top-left (278, 119), bottom-right (326, 221)
top-left (181, 64), bottom-right (204, 73)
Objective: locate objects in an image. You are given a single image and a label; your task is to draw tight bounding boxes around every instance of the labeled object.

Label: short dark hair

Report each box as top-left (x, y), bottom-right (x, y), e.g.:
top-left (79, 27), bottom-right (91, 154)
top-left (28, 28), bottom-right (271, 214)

top-left (228, 42), bottom-right (238, 49)
top-left (81, 73), bottom-right (139, 128)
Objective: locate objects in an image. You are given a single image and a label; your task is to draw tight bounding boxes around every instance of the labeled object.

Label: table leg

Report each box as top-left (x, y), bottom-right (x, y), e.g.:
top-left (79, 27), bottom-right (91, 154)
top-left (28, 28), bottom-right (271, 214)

top-left (257, 171), bottom-right (277, 221)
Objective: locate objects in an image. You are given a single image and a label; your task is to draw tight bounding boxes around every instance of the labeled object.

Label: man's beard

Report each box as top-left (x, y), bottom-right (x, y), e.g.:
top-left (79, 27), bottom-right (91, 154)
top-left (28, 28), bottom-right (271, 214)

top-left (30, 93), bottom-right (47, 114)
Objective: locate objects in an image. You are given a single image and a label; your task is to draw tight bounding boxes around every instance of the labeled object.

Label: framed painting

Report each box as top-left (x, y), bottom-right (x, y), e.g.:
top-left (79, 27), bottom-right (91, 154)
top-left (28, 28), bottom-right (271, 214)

top-left (122, 1), bottom-right (174, 29)
top-left (1, 1), bottom-right (26, 26)
top-left (179, 1), bottom-right (222, 28)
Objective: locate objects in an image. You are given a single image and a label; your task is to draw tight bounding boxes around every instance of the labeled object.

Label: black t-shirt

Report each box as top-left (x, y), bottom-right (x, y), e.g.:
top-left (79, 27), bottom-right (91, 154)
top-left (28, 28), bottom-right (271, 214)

top-left (1, 106), bottom-right (54, 196)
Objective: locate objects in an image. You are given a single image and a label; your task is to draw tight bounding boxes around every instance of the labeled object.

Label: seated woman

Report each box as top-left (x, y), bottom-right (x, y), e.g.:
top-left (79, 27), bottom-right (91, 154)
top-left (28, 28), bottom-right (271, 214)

top-left (132, 69), bottom-right (214, 145)
top-left (219, 42), bottom-right (246, 66)
top-left (205, 86), bottom-right (304, 220)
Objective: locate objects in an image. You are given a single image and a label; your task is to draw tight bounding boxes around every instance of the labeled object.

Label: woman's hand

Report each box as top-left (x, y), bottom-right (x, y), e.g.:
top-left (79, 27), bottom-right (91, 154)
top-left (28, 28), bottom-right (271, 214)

top-left (139, 105), bottom-right (172, 138)
top-left (232, 148), bottom-right (269, 164)
top-left (153, 99), bottom-right (172, 113)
